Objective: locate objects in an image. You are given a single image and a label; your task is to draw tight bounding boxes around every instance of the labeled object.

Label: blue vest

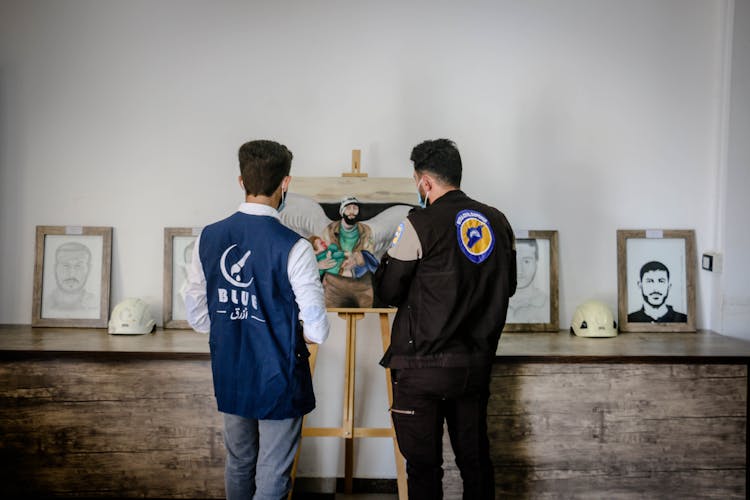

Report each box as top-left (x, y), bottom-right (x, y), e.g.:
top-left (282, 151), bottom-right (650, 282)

top-left (199, 212), bottom-right (314, 419)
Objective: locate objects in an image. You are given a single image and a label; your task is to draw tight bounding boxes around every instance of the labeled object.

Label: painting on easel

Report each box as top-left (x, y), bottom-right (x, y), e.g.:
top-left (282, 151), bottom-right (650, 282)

top-left (280, 151), bottom-right (415, 308)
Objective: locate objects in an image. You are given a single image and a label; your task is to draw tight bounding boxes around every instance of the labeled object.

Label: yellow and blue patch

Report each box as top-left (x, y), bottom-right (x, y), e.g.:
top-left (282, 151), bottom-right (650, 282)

top-left (455, 210), bottom-right (495, 264)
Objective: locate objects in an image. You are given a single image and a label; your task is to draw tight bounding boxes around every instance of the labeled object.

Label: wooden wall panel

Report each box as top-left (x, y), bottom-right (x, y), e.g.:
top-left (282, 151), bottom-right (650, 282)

top-left (442, 363), bottom-right (747, 499)
top-left (0, 358), bottom-right (225, 498)
top-left (0, 358), bottom-right (745, 498)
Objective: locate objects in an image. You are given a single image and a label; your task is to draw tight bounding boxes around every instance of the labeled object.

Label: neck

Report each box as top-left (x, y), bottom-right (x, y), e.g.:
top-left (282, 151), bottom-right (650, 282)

top-left (426, 184), bottom-right (459, 203)
top-left (245, 192), bottom-right (281, 209)
top-left (643, 302), bottom-right (668, 320)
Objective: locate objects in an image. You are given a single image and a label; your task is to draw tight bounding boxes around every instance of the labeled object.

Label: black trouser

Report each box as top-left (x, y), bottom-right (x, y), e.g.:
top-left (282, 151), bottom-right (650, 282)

top-left (390, 365), bottom-right (494, 500)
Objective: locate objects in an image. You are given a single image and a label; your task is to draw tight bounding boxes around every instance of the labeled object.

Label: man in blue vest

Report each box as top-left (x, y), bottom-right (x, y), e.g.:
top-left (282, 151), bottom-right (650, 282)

top-left (185, 140), bottom-right (330, 500)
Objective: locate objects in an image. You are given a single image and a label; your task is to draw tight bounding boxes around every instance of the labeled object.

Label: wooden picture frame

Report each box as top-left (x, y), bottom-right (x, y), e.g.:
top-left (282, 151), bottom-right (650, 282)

top-left (504, 230), bottom-right (559, 332)
top-left (32, 225), bottom-right (113, 328)
top-left (617, 229), bottom-right (696, 332)
top-left (163, 227), bottom-right (200, 329)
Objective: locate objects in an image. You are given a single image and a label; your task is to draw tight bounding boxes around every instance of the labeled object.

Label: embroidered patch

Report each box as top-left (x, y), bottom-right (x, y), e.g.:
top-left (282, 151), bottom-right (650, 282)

top-left (390, 222), bottom-right (405, 248)
top-left (455, 210), bottom-right (495, 264)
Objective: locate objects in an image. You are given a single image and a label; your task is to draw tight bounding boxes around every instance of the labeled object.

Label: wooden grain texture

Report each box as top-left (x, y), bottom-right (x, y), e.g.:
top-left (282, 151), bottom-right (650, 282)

top-left (441, 363), bottom-right (747, 499)
top-left (0, 358), bottom-right (225, 498)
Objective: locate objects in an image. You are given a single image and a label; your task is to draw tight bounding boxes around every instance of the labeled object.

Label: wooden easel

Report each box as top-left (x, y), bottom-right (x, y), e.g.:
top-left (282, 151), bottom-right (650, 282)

top-left (288, 308), bottom-right (407, 499)
top-left (288, 152), bottom-right (407, 499)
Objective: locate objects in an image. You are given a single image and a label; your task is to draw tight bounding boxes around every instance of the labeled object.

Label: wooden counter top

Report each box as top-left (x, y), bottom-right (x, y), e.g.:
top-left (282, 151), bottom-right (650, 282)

top-left (2, 324), bottom-right (750, 362)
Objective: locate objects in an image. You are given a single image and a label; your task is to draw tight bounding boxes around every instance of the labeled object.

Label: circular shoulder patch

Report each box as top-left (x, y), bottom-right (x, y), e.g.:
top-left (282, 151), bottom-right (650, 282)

top-left (455, 210), bottom-right (495, 264)
top-left (390, 222), bottom-right (405, 248)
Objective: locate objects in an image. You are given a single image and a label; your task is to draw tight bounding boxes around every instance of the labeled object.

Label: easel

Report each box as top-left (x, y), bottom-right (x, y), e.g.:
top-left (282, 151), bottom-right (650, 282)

top-left (288, 151), bottom-right (408, 499)
top-left (288, 308), bottom-right (407, 499)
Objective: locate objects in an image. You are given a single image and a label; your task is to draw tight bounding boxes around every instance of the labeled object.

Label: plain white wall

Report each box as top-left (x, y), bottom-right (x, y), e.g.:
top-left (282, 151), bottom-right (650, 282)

top-left (720, 0), bottom-right (750, 339)
top-left (0, 0), bottom-right (741, 478)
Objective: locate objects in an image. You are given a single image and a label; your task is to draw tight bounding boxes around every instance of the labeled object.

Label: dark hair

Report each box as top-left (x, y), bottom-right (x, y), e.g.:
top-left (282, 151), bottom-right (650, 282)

top-left (639, 260), bottom-right (670, 281)
top-left (410, 138), bottom-right (462, 187)
top-left (238, 140), bottom-right (293, 196)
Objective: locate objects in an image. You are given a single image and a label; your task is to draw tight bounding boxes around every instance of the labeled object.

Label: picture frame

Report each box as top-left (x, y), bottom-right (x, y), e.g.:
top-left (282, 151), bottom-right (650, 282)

top-left (163, 227), bottom-right (200, 329)
top-left (32, 225), bottom-right (113, 328)
top-left (617, 229), bottom-right (696, 332)
top-left (504, 230), bottom-right (559, 332)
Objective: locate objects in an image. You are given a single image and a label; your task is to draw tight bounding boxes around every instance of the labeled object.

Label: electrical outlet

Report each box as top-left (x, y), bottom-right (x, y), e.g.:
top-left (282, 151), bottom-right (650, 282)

top-left (702, 252), bottom-right (723, 273)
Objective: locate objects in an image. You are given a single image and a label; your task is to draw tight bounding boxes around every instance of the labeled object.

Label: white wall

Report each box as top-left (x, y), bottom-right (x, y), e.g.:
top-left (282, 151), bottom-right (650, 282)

top-left (720, 0), bottom-right (750, 339)
top-left (0, 0), bottom-right (740, 478)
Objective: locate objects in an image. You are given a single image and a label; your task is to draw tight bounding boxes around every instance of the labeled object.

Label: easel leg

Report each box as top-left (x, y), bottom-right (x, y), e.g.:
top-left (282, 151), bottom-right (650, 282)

top-left (342, 312), bottom-right (362, 494)
top-left (380, 313), bottom-right (408, 500)
top-left (288, 342), bottom-right (319, 500)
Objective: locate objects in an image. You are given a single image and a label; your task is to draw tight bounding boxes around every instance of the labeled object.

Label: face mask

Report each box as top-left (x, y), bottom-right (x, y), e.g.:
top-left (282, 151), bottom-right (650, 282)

top-left (277, 189), bottom-right (287, 212)
top-left (416, 179), bottom-right (429, 208)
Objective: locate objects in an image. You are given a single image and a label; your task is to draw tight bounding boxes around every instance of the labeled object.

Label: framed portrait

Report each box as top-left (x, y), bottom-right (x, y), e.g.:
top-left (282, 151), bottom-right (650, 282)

top-left (163, 227), bottom-right (200, 329)
top-left (617, 229), bottom-right (696, 332)
top-left (32, 225), bottom-right (113, 328)
top-left (504, 230), bottom-right (559, 332)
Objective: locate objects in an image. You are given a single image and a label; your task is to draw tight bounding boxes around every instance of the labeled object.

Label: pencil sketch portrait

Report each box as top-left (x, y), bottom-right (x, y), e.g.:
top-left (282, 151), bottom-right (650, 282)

top-left (41, 235), bottom-right (103, 319)
top-left (507, 238), bottom-right (551, 324)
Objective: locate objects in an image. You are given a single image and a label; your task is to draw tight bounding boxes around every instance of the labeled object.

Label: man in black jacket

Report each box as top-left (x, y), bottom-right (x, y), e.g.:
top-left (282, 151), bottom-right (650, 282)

top-left (374, 139), bottom-right (516, 499)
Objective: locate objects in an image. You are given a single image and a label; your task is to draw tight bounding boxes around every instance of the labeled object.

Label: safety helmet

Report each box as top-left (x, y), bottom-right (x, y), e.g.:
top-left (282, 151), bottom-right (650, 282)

top-left (108, 298), bottom-right (155, 335)
top-left (570, 300), bottom-right (618, 337)
top-left (339, 196), bottom-right (360, 216)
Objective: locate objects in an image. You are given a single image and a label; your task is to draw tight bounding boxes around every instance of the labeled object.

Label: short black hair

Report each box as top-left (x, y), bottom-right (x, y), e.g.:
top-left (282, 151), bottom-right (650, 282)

top-left (639, 260), bottom-right (670, 281)
top-left (410, 138), bottom-right (462, 187)
top-left (238, 140), bottom-right (293, 196)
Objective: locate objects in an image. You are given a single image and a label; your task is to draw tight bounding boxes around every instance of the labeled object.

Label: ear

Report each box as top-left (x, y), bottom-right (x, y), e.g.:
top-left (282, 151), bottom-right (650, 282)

top-left (281, 175), bottom-right (292, 191)
top-left (238, 176), bottom-right (245, 191)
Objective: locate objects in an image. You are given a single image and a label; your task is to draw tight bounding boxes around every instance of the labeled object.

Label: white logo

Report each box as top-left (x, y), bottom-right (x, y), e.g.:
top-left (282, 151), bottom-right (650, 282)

top-left (220, 244), bottom-right (254, 288)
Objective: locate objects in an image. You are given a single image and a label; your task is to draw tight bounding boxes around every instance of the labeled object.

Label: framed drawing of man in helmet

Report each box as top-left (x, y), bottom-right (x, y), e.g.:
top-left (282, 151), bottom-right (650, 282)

top-left (503, 230), bottom-right (560, 332)
top-left (279, 176), bottom-right (415, 309)
top-left (31, 225), bottom-right (113, 328)
top-left (617, 229), bottom-right (697, 332)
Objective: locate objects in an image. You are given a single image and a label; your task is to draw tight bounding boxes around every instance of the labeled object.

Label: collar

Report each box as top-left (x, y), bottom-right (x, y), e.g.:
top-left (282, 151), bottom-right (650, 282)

top-left (237, 202), bottom-right (280, 219)
top-left (427, 189), bottom-right (464, 206)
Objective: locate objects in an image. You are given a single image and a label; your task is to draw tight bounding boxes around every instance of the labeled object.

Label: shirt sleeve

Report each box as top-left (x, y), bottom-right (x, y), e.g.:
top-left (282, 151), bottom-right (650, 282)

top-left (288, 238), bottom-right (330, 344)
top-left (184, 233), bottom-right (211, 334)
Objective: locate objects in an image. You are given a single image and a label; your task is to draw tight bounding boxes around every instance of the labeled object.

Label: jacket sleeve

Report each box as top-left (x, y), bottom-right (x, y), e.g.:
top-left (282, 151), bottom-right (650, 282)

top-left (373, 253), bottom-right (418, 306)
top-left (372, 219), bottom-right (421, 307)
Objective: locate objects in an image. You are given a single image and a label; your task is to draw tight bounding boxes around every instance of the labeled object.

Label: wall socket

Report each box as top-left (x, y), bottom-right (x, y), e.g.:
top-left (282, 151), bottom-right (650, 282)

top-left (701, 252), bottom-right (723, 273)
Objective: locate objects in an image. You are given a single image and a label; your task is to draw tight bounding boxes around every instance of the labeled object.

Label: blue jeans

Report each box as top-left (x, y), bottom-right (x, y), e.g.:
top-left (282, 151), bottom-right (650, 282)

top-left (222, 412), bottom-right (303, 500)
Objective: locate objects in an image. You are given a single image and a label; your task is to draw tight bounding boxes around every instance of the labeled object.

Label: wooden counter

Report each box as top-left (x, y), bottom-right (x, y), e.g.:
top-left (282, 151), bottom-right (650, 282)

top-left (2, 324), bottom-right (750, 361)
top-left (1, 325), bottom-right (748, 498)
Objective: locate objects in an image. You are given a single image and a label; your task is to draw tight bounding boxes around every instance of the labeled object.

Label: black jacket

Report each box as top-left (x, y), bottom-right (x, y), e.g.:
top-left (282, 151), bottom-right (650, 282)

top-left (374, 190), bottom-right (516, 369)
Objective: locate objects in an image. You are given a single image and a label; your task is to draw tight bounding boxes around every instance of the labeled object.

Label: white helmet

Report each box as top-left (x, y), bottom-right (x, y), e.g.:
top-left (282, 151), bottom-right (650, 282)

top-left (108, 298), bottom-right (155, 335)
top-left (339, 196), bottom-right (360, 216)
top-left (570, 300), bottom-right (618, 337)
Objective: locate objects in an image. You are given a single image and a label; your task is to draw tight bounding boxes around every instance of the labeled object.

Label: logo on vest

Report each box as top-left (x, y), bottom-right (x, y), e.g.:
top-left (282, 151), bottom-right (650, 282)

top-left (455, 210), bottom-right (495, 264)
top-left (217, 244), bottom-right (264, 322)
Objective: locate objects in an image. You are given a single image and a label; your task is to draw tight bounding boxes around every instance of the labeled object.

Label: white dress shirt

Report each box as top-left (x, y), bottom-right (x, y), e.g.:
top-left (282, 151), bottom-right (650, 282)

top-left (184, 203), bottom-right (330, 344)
